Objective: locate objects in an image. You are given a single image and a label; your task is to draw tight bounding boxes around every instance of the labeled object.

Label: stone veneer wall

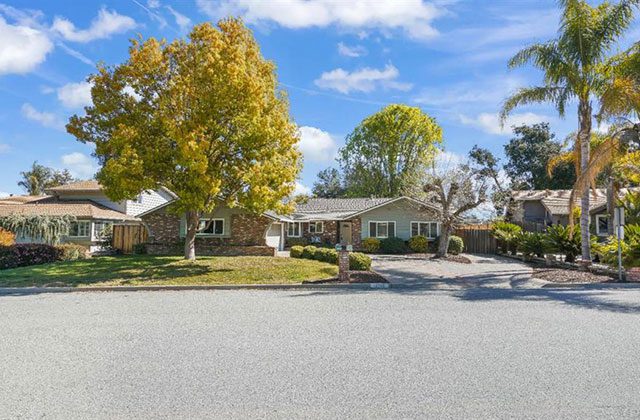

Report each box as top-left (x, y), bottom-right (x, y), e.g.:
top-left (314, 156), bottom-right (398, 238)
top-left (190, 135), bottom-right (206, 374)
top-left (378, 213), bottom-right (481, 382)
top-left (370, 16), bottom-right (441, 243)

top-left (141, 206), bottom-right (275, 256)
top-left (284, 218), bottom-right (363, 250)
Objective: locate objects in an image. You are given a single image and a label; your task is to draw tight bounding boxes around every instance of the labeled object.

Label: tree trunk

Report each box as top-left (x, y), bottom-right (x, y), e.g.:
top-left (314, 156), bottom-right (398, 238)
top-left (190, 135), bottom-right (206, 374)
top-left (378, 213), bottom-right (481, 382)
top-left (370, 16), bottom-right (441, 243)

top-left (578, 99), bottom-right (592, 264)
top-left (606, 175), bottom-right (616, 236)
top-left (436, 224), bottom-right (451, 258)
top-left (184, 210), bottom-right (199, 260)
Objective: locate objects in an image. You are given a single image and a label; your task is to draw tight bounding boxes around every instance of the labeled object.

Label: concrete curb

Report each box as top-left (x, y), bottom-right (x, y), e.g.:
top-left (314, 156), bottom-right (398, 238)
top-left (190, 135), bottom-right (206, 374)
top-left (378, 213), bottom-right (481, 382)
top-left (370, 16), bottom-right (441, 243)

top-left (541, 282), bottom-right (640, 289)
top-left (0, 282), bottom-right (391, 295)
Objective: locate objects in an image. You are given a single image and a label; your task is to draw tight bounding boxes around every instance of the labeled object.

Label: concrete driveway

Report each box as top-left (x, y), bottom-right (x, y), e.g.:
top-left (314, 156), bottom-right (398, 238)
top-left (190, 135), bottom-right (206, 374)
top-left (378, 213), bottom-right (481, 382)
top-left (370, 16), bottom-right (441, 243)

top-left (371, 254), bottom-right (542, 289)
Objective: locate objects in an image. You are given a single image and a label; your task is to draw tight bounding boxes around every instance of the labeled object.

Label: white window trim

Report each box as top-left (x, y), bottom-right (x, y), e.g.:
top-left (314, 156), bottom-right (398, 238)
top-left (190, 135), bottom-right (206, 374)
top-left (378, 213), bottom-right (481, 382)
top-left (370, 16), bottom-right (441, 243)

top-left (411, 221), bottom-right (440, 239)
top-left (308, 221), bottom-right (324, 234)
top-left (92, 221), bottom-right (113, 240)
top-left (369, 221), bottom-right (395, 239)
top-left (595, 214), bottom-right (609, 236)
top-left (197, 218), bottom-right (225, 236)
top-left (69, 221), bottom-right (91, 238)
top-left (287, 222), bottom-right (301, 237)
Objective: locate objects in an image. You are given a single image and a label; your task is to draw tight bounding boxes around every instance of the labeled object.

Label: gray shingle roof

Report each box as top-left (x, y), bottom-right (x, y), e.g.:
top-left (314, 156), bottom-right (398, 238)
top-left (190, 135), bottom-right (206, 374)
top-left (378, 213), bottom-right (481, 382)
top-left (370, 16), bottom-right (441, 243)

top-left (294, 197), bottom-right (394, 214)
top-left (512, 188), bottom-right (640, 215)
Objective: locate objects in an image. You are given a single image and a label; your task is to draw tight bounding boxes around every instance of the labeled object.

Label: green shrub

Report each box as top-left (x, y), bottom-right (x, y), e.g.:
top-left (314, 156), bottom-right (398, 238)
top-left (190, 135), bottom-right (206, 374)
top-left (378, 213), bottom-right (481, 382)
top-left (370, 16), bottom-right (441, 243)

top-left (349, 252), bottom-right (371, 270)
top-left (517, 232), bottom-right (546, 258)
top-left (447, 235), bottom-right (464, 255)
top-left (408, 235), bottom-right (428, 253)
top-left (593, 224), bottom-right (640, 267)
top-left (362, 237), bottom-right (381, 253)
top-left (301, 245), bottom-right (318, 259)
top-left (380, 237), bottom-right (407, 254)
top-left (0, 244), bottom-right (63, 269)
top-left (56, 243), bottom-right (89, 261)
top-left (543, 225), bottom-right (581, 263)
top-left (290, 245), bottom-right (304, 258)
top-left (491, 221), bottom-right (522, 254)
top-left (315, 248), bottom-right (338, 264)
top-left (287, 237), bottom-right (308, 247)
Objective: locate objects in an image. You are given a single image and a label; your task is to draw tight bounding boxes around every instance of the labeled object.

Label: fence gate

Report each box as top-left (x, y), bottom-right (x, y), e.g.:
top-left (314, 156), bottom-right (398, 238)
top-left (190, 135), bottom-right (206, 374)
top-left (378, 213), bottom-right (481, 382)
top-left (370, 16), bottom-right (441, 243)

top-left (454, 224), bottom-right (497, 254)
top-left (112, 224), bottom-right (148, 254)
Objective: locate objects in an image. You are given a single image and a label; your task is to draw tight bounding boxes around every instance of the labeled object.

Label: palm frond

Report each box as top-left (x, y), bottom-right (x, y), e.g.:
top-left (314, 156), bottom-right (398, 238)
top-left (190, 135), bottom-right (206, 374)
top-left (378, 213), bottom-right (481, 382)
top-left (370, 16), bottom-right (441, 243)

top-left (500, 86), bottom-right (569, 124)
top-left (547, 150), bottom-right (575, 177)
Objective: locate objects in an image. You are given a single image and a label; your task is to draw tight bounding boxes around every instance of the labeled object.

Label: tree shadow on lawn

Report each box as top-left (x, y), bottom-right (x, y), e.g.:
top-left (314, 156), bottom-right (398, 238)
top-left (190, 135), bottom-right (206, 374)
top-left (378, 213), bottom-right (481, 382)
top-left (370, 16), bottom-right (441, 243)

top-left (0, 256), bottom-right (215, 287)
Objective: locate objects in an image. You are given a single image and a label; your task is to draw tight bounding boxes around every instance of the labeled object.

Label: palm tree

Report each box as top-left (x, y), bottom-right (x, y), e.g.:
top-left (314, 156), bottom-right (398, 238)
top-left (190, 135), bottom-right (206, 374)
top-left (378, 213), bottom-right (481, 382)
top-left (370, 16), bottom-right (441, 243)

top-left (501, 0), bottom-right (639, 263)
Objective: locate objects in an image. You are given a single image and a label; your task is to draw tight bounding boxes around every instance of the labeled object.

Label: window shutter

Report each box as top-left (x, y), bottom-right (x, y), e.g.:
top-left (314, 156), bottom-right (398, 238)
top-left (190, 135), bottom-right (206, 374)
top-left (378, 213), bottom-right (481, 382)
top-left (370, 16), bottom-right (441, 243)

top-left (388, 222), bottom-right (396, 238)
top-left (369, 222), bottom-right (377, 237)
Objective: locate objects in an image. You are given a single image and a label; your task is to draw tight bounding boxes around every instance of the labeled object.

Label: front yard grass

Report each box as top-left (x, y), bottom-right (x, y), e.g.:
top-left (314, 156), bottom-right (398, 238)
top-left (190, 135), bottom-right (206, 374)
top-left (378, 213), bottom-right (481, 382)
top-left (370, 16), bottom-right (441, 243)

top-left (0, 255), bottom-right (338, 287)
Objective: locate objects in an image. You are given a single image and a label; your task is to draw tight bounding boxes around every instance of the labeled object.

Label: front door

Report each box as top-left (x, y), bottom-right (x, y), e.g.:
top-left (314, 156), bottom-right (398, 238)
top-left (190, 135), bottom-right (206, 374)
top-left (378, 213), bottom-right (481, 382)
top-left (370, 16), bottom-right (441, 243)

top-left (340, 222), bottom-right (353, 245)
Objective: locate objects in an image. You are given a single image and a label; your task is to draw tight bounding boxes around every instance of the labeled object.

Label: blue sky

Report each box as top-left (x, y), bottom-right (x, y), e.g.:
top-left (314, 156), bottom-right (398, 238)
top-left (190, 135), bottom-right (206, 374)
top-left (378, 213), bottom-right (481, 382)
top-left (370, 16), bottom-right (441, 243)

top-left (0, 0), bottom-right (636, 197)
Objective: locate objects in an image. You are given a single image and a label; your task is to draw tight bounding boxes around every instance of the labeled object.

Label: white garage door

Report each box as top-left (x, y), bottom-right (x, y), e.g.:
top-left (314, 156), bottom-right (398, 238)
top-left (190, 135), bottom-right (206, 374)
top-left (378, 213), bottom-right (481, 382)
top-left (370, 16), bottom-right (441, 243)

top-left (265, 222), bottom-right (283, 250)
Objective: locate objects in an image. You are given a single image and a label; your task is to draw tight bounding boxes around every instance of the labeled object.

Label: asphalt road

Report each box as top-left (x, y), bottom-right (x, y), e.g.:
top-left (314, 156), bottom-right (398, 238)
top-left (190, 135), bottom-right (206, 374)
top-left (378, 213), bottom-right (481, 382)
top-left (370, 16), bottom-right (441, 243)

top-left (2, 287), bottom-right (640, 419)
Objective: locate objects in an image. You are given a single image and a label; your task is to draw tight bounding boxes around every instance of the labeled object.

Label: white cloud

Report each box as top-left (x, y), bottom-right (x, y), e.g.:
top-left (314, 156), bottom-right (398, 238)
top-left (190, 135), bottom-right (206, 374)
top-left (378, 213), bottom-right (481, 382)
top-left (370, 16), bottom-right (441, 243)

top-left (0, 144), bottom-right (10, 154)
top-left (298, 126), bottom-right (337, 163)
top-left (166, 6), bottom-right (191, 32)
top-left (21, 103), bottom-right (65, 131)
top-left (0, 16), bottom-right (53, 75)
top-left (294, 182), bottom-right (311, 196)
top-left (147, 0), bottom-right (161, 8)
top-left (61, 152), bottom-right (97, 178)
top-left (197, 0), bottom-right (444, 40)
top-left (52, 7), bottom-right (136, 43)
top-left (57, 81), bottom-right (92, 108)
top-left (414, 76), bottom-right (524, 109)
top-left (337, 42), bottom-right (367, 57)
top-left (314, 64), bottom-right (411, 94)
top-left (459, 112), bottom-right (550, 136)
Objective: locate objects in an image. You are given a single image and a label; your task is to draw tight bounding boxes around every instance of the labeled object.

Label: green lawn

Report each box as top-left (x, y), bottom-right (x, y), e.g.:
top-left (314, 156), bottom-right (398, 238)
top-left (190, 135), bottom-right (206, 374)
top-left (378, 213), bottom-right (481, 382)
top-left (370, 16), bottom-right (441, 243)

top-left (0, 255), bottom-right (338, 287)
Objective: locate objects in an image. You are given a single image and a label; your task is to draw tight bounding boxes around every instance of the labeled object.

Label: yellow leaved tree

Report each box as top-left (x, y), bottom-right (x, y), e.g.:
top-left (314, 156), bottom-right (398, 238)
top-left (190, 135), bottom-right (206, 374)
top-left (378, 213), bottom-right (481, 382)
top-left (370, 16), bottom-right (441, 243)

top-left (67, 19), bottom-right (301, 260)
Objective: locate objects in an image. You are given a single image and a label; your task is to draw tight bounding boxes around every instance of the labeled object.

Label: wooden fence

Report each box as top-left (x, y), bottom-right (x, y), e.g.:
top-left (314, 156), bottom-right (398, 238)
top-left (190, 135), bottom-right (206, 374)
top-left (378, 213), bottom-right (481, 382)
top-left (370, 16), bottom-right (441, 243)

top-left (454, 224), bottom-right (497, 254)
top-left (112, 224), bottom-right (148, 254)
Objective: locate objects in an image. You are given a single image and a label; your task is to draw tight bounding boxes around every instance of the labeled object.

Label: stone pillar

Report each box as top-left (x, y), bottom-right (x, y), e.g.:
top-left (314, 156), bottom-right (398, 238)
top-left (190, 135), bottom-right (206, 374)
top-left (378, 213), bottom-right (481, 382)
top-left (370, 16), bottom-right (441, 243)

top-left (338, 249), bottom-right (350, 282)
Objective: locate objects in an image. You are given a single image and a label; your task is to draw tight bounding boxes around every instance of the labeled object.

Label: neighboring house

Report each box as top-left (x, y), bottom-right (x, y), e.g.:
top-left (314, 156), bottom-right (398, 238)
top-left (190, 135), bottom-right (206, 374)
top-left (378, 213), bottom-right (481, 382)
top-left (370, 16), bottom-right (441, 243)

top-left (509, 188), bottom-right (640, 236)
top-left (140, 196), bottom-right (441, 255)
top-left (0, 180), bottom-right (175, 251)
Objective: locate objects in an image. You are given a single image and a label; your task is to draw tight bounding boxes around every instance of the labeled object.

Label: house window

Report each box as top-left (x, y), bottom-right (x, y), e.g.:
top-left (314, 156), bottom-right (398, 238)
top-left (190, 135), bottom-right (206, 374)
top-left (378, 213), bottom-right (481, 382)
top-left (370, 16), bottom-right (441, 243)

top-left (287, 222), bottom-right (301, 237)
top-left (69, 221), bottom-right (91, 237)
top-left (369, 221), bottom-right (396, 238)
top-left (93, 221), bottom-right (113, 239)
top-left (596, 214), bottom-right (609, 236)
top-left (411, 221), bottom-right (439, 239)
top-left (198, 218), bottom-right (224, 235)
top-left (308, 221), bottom-right (324, 234)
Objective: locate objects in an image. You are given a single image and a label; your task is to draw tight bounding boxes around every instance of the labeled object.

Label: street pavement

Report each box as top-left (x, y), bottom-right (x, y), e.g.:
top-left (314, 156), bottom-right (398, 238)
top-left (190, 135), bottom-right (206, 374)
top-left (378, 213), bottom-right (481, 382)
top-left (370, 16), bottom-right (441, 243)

top-left (2, 287), bottom-right (640, 418)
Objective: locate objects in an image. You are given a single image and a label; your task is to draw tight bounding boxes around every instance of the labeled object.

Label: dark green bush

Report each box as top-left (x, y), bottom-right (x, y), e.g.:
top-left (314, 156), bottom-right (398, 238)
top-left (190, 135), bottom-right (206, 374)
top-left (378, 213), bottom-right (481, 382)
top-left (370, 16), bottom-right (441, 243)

top-left (56, 243), bottom-right (89, 261)
top-left (517, 232), bottom-right (546, 258)
top-left (447, 235), bottom-right (464, 255)
top-left (132, 243), bottom-right (147, 255)
top-left (349, 252), bottom-right (371, 270)
top-left (543, 225), bottom-right (581, 263)
top-left (0, 244), bottom-right (63, 269)
top-left (314, 248), bottom-right (338, 264)
top-left (362, 237), bottom-right (381, 253)
top-left (380, 237), bottom-right (407, 254)
top-left (408, 235), bottom-right (428, 253)
top-left (491, 221), bottom-right (522, 254)
top-left (301, 245), bottom-right (318, 259)
top-left (290, 245), bottom-right (304, 258)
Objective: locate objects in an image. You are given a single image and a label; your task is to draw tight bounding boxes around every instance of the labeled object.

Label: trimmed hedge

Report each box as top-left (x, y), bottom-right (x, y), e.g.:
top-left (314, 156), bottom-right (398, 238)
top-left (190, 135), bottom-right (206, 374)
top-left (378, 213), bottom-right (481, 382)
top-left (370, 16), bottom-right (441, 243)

top-left (380, 237), bottom-right (407, 254)
top-left (301, 245), bottom-right (318, 259)
top-left (349, 252), bottom-right (371, 270)
top-left (447, 235), bottom-right (464, 255)
top-left (287, 237), bottom-right (308, 247)
top-left (408, 235), bottom-right (428, 253)
top-left (292, 245), bottom-right (371, 271)
top-left (362, 237), bottom-right (381, 253)
top-left (0, 244), bottom-right (63, 269)
top-left (290, 245), bottom-right (304, 258)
